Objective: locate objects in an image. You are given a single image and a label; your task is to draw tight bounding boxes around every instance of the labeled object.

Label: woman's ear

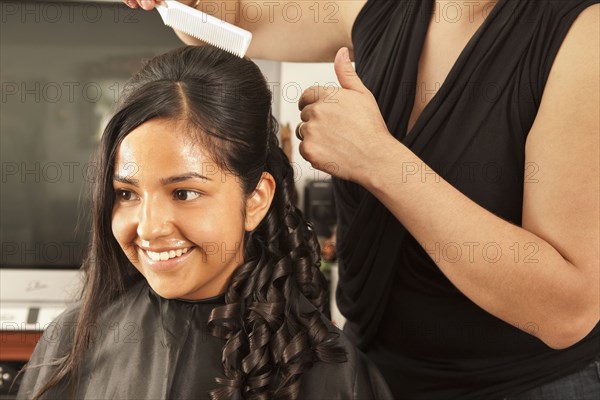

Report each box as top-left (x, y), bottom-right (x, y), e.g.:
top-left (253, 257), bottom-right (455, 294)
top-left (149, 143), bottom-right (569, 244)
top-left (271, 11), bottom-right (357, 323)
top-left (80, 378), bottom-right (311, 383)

top-left (244, 172), bottom-right (276, 231)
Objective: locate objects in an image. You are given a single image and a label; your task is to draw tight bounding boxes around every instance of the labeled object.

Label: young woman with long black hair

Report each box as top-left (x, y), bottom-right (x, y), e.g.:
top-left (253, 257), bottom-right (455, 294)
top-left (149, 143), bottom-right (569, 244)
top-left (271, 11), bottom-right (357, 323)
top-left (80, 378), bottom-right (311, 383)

top-left (16, 45), bottom-right (392, 400)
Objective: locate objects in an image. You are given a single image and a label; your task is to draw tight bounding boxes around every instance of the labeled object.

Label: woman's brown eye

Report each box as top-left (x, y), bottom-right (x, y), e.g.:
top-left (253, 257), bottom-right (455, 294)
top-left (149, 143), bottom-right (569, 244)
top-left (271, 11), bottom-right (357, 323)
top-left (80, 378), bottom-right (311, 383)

top-left (116, 190), bottom-right (136, 201)
top-left (174, 190), bottom-right (200, 201)
top-left (175, 190), bottom-right (187, 200)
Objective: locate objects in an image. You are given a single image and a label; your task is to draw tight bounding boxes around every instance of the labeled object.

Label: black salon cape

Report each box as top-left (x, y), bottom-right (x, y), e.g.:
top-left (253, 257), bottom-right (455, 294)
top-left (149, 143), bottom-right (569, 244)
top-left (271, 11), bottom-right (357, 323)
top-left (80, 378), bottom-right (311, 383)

top-left (17, 280), bottom-right (392, 400)
top-left (334, 0), bottom-right (600, 399)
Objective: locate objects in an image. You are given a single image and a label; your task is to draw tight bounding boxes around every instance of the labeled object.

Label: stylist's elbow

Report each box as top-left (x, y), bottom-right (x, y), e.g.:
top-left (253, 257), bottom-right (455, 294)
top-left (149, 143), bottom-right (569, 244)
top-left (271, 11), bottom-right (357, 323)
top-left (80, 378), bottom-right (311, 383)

top-left (544, 282), bottom-right (599, 350)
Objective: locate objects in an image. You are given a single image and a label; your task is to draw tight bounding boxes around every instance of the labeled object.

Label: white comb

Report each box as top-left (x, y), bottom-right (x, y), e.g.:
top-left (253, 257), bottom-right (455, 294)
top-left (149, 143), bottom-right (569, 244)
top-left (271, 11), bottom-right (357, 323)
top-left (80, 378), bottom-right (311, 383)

top-left (156, 1), bottom-right (252, 58)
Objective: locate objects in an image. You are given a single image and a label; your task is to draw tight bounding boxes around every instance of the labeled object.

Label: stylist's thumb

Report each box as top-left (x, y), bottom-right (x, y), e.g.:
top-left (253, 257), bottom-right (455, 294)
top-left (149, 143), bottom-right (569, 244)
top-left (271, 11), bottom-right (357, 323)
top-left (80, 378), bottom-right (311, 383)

top-left (334, 47), bottom-right (367, 93)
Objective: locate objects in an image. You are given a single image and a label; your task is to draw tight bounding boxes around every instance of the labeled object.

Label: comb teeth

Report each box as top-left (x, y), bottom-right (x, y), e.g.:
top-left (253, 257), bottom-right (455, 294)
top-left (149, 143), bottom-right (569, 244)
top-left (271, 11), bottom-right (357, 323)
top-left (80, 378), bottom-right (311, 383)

top-left (166, 9), bottom-right (245, 57)
top-left (158, 1), bottom-right (252, 58)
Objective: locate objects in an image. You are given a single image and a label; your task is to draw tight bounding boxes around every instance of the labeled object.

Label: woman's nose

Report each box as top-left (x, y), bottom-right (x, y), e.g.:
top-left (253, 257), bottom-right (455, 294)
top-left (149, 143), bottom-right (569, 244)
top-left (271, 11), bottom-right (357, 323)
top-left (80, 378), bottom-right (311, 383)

top-left (136, 196), bottom-right (174, 240)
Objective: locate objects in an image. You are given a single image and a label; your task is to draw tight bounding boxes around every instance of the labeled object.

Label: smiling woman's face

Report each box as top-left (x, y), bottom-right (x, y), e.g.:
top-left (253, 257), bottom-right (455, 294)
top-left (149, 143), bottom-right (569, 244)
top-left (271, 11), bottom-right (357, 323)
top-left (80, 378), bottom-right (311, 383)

top-left (111, 118), bottom-right (251, 300)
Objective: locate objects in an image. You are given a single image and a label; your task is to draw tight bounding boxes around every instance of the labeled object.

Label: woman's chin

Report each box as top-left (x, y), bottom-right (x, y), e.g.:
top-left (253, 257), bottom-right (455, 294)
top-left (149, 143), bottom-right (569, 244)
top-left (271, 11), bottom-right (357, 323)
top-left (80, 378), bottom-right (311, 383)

top-left (147, 280), bottom-right (186, 299)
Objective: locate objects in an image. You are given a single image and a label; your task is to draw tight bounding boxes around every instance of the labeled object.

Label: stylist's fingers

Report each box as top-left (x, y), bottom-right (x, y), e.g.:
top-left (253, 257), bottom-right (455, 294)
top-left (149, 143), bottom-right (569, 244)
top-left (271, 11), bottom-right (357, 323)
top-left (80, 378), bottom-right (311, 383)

top-left (298, 135), bottom-right (313, 164)
top-left (334, 47), bottom-right (370, 94)
top-left (298, 86), bottom-right (338, 111)
top-left (299, 104), bottom-right (315, 123)
top-left (124, 1), bottom-right (201, 9)
top-left (297, 126), bottom-right (337, 176)
top-left (123, 1), bottom-right (152, 10)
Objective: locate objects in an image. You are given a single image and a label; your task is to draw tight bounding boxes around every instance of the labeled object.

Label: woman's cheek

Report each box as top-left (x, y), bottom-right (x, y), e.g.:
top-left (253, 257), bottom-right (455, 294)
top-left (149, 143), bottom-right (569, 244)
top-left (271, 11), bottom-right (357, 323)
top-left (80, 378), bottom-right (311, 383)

top-left (111, 206), bottom-right (137, 249)
top-left (178, 211), bottom-right (213, 244)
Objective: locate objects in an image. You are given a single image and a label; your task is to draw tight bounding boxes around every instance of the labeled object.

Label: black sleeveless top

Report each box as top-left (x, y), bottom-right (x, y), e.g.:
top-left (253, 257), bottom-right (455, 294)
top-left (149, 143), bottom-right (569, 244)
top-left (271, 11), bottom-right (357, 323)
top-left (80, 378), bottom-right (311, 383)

top-left (334, 0), bottom-right (600, 398)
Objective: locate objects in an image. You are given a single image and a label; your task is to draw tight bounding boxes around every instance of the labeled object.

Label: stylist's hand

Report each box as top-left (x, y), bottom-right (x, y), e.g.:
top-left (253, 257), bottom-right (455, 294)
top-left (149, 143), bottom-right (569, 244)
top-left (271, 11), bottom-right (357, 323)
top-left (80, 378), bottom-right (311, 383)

top-left (123, 1), bottom-right (198, 10)
top-left (298, 47), bottom-right (392, 183)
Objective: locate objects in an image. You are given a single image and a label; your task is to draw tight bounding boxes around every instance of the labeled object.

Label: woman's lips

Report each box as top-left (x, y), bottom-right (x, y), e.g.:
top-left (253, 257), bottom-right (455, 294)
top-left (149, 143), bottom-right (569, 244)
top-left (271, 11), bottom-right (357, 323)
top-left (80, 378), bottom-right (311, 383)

top-left (138, 246), bottom-right (195, 272)
top-left (145, 247), bottom-right (190, 261)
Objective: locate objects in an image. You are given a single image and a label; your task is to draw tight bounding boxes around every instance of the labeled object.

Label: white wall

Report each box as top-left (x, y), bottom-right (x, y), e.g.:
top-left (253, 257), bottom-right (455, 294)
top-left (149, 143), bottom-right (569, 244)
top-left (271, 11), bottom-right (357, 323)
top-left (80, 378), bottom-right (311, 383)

top-left (269, 61), bottom-right (346, 328)
top-left (253, 59), bottom-right (281, 123)
top-left (276, 61), bottom-right (340, 210)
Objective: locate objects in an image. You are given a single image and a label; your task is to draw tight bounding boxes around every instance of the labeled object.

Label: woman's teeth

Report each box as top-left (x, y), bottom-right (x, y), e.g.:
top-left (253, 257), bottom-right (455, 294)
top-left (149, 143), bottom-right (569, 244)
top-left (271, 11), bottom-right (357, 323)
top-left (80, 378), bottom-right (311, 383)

top-left (145, 247), bottom-right (189, 261)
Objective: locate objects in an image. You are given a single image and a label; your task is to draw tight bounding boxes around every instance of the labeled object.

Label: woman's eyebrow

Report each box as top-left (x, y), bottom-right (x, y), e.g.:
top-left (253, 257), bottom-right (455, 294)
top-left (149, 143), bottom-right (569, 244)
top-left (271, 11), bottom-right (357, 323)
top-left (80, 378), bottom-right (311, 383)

top-left (160, 172), bottom-right (212, 185)
top-left (113, 175), bottom-right (138, 185)
top-left (112, 172), bottom-right (212, 186)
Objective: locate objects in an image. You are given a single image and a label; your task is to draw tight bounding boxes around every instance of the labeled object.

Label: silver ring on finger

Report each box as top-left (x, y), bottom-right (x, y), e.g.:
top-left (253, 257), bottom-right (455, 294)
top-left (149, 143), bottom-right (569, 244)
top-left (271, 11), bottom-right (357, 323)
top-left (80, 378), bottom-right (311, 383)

top-left (295, 122), bottom-right (306, 141)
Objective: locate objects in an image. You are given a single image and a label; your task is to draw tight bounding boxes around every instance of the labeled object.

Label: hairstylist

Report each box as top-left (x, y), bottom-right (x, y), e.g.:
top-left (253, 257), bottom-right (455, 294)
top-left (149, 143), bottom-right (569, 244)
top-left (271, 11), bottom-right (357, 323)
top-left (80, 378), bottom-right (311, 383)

top-left (126, 1), bottom-right (600, 399)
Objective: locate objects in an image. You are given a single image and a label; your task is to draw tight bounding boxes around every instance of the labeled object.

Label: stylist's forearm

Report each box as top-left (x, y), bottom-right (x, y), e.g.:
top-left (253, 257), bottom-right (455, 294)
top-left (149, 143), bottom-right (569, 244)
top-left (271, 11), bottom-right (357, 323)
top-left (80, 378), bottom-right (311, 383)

top-left (360, 136), bottom-right (595, 350)
top-left (173, 1), bottom-right (360, 62)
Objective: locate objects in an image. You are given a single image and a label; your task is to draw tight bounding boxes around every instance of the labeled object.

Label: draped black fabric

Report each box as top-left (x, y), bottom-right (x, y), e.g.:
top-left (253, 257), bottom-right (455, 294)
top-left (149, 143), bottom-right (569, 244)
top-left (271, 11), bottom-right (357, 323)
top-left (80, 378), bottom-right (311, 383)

top-left (17, 280), bottom-right (393, 399)
top-left (334, 0), bottom-right (600, 398)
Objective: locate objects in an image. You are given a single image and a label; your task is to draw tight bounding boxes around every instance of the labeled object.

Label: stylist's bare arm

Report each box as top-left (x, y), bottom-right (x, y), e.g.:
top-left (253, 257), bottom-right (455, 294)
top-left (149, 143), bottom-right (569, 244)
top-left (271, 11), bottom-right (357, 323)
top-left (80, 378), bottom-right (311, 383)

top-left (123, 0), bottom-right (366, 61)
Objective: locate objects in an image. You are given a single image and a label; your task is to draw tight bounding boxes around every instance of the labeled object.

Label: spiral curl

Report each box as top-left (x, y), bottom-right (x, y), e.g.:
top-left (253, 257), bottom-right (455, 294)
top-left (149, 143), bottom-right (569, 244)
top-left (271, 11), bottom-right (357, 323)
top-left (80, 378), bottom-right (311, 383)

top-left (207, 124), bottom-right (346, 400)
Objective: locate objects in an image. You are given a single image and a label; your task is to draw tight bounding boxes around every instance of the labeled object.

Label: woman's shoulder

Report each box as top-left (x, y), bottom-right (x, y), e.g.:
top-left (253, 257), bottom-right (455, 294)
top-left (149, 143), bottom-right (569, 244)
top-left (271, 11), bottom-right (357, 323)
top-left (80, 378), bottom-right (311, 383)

top-left (16, 282), bottom-right (149, 399)
top-left (532, 0), bottom-right (599, 24)
top-left (545, 0), bottom-right (599, 10)
top-left (298, 327), bottom-right (393, 400)
top-left (35, 300), bottom-right (82, 351)
top-left (35, 280), bottom-right (148, 349)
top-left (16, 303), bottom-right (82, 399)
top-left (297, 296), bottom-right (393, 399)
top-left (515, 0), bottom-right (599, 98)
top-left (50, 301), bottom-right (81, 325)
